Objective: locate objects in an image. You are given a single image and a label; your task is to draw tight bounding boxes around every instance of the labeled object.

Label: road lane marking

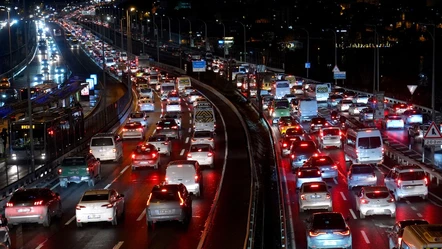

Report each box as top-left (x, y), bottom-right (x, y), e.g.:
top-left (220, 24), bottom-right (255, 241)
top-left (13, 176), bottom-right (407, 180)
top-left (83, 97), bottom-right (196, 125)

top-left (333, 178), bottom-right (338, 184)
top-left (50, 182), bottom-right (60, 190)
top-left (349, 209), bottom-right (357, 220)
top-left (189, 120), bottom-right (192, 124)
top-left (189, 113), bottom-right (191, 117)
top-left (188, 128), bottom-right (192, 133)
top-left (340, 192), bottom-right (347, 201)
top-left (411, 206), bottom-right (417, 211)
top-left (35, 240), bottom-right (48, 249)
top-left (185, 137), bottom-right (189, 143)
top-left (105, 165), bottom-right (130, 189)
top-left (180, 149), bottom-right (185, 156)
top-left (112, 241), bottom-right (124, 249)
top-left (65, 216), bottom-right (76, 225)
top-left (406, 200), bottom-right (411, 205)
top-left (136, 209), bottom-right (146, 221)
top-left (429, 199), bottom-right (442, 207)
top-left (361, 231), bottom-right (370, 244)
top-left (192, 215), bottom-right (201, 218)
top-left (417, 213), bottom-right (423, 217)
top-left (430, 192), bottom-right (442, 202)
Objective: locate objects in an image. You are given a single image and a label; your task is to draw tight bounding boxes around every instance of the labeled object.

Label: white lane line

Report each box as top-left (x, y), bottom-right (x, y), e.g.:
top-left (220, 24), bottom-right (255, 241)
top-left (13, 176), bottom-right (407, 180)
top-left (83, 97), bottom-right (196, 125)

top-left (188, 127), bottom-right (192, 133)
top-left (65, 216), bottom-right (76, 226)
top-left (35, 240), bottom-right (47, 249)
top-left (361, 230), bottom-right (370, 244)
top-left (136, 209), bottom-right (146, 221)
top-left (50, 182), bottom-right (60, 190)
top-left (192, 215), bottom-right (201, 218)
top-left (333, 178), bottom-right (338, 185)
top-left (188, 107), bottom-right (191, 111)
top-left (180, 149), bottom-right (185, 156)
top-left (406, 200), bottom-right (411, 205)
top-left (105, 165), bottom-right (130, 189)
top-left (349, 209), bottom-right (357, 220)
top-left (411, 206), bottom-right (417, 211)
top-left (189, 113), bottom-right (191, 117)
top-left (185, 137), bottom-right (189, 143)
top-left (189, 120), bottom-right (192, 124)
top-left (417, 213), bottom-right (423, 217)
top-left (112, 241), bottom-right (124, 249)
top-left (340, 192), bottom-right (347, 201)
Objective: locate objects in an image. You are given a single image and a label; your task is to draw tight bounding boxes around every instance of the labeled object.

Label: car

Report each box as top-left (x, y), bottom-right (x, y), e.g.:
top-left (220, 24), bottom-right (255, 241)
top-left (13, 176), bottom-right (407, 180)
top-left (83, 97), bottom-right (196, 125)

top-left (5, 188), bottom-right (62, 227)
top-left (402, 109), bottom-right (423, 125)
top-left (284, 127), bottom-right (304, 139)
top-left (121, 122), bottom-right (144, 139)
top-left (75, 189), bottom-right (125, 227)
top-left (305, 212), bottom-right (352, 249)
top-left (183, 86), bottom-right (195, 96)
top-left (128, 112), bottom-right (148, 126)
top-left (352, 94), bottom-right (369, 104)
top-left (188, 91), bottom-right (201, 103)
top-left (278, 116), bottom-right (299, 135)
top-left (348, 103), bottom-right (368, 115)
top-left (303, 155), bottom-right (338, 180)
top-left (0, 218), bottom-right (11, 248)
top-left (342, 90), bottom-right (356, 100)
top-left (280, 136), bottom-right (303, 157)
top-left (156, 119), bottom-right (180, 139)
top-left (309, 117), bottom-right (329, 133)
top-left (165, 101), bottom-right (181, 112)
top-left (347, 164), bottom-right (377, 190)
top-left (382, 115), bottom-right (405, 129)
top-left (187, 144), bottom-right (215, 168)
top-left (336, 99), bottom-right (353, 112)
top-left (318, 127), bottom-right (342, 149)
top-left (359, 107), bottom-right (374, 122)
top-left (392, 103), bottom-right (410, 115)
top-left (131, 144), bottom-right (160, 170)
top-left (0, 78), bottom-right (10, 88)
top-left (58, 154), bottom-right (101, 188)
top-left (167, 91), bottom-right (181, 102)
top-left (327, 94), bottom-right (344, 107)
top-left (138, 87), bottom-right (154, 99)
top-left (147, 134), bottom-right (171, 156)
top-left (384, 165), bottom-right (428, 201)
top-left (261, 95), bottom-right (274, 110)
top-left (145, 184), bottom-right (192, 226)
top-left (290, 140), bottom-right (319, 171)
top-left (138, 98), bottom-right (155, 112)
top-left (162, 113), bottom-right (182, 129)
top-left (34, 74), bottom-right (45, 82)
top-left (298, 181), bottom-right (332, 212)
top-left (387, 219), bottom-right (429, 249)
top-left (356, 186), bottom-right (396, 218)
top-left (165, 160), bottom-right (202, 196)
top-left (191, 130), bottom-right (215, 149)
top-left (296, 166), bottom-right (322, 189)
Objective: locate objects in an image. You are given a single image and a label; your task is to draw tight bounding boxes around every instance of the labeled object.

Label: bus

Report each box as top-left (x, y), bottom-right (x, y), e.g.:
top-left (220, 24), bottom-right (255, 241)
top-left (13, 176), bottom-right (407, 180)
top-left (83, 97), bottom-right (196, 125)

top-left (305, 83), bottom-right (331, 102)
top-left (8, 106), bottom-right (84, 164)
top-left (273, 80), bottom-right (291, 99)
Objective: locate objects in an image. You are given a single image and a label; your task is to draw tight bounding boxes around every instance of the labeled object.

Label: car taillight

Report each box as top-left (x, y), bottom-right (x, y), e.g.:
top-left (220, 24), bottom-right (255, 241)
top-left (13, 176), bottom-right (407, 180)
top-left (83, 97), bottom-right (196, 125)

top-left (76, 205), bottom-right (85, 210)
top-left (137, 128), bottom-right (143, 131)
top-left (425, 177), bottom-right (428, 186)
top-left (334, 229), bottom-right (350, 236)
top-left (387, 197), bottom-right (395, 203)
top-left (101, 203), bottom-right (114, 208)
top-left (283, 143), bottom-right (288, 148)
top-left (172, 126), bottom-right (178, 129)
top-left (131, 154), bottom-right (135, 159)
top-left (152, 153), bottom-right (157, 158)
top-left (208, 138), bottom-right (213, 141)
top-left (300, 194), bottom-right (306, 200)
top-left (195, 175), bottom-right (199, 183)
top-left (317, 171), bottom-right (321, 175)
top-left (123, 128), bottom-right (127, 132)
top-left (178, 191), bottom-right (185, 206)
top-left (6, 202), bottom-right (13, 207)
top-left (309, 231), bottom-right (325, 237)
top-left (58, 168), bottom-right (62, 174)
top-left (397, 179), bottom-right (401, 188)
top-left (86, 168), bottom-right (89, 172)
top-left (382, 147), bottom-right (384, 153)
top-left (89, 149), bottom-right (92, 153)
top-left (297, 171), bottom-right (302, 176)
top-left (208, 152), bottom-right (213, 157)
top-left (187, 153), bottom-right (192, 158)
top-left (191, 139), bottom-right (196, 142)
top-left (291, 154), bottom-right (295, 159)
top-left (113, 149), bottom-right (117, 153)
top-left (34, 200), bottom-right (44, 206)
top-left (326, 193), bottom-right (331, 199)
top-left (157, 126), bottom-right (163, 129)
top-left (361, 199), bottom-right (370, 204)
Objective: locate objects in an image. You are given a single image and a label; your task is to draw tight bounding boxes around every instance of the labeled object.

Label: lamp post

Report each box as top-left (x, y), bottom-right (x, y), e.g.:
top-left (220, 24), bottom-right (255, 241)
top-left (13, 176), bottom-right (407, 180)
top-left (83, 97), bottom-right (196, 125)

top-left (126, 7), bottom-right (135, 54)
top-left (217, 20), bottom-right (226, 58)
top-left (154, 23), bottom-right (160, 62)
top-left (198, 19), bottom-right (208, 51)
top-left (295, 27), bottom-right (310, 78)
top-left (120, 17), bottom-right (125, 49)
top-left (1, 7), bottom-right (12, 74)
top-left (236, 21), bottom-right (247, 62)
top-left (420, 23), bottom-right (436, 121)
top-left (101, 14), bottom-right (107, 124)
top-left (183, 17), bottom-right (192, 46)
top-left (163, 15), bottom-right (171, 41)
top-left (324, 28), bottom-right (338, 85)
top-left (366, 24), bottom-right (380, 93)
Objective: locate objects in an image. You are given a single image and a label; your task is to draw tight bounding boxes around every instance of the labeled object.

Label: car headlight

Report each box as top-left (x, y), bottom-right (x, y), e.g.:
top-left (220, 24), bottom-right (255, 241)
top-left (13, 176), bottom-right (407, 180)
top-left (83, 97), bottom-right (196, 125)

top-left (12, 153), bottom-right (17, 160)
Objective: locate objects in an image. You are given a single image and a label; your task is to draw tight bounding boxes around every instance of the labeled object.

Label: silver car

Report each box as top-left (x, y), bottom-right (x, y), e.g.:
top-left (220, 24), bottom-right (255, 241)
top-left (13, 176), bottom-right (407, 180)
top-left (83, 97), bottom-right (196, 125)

top-left (303, 155), bottom-right (338, 180)
top-left (162, 113), bottom-right (182, 129)
top-left (138, 98), bottom-right (155, 112)
top-left (147, 134), bottom-right (171, 156)
top-left (306, 212), bottom-right (352, 249)
top-left (191, 130), bottom-right (215, 149)
top-left (318, 127), bottom-right (342, 149)
top-left (347, 164), bottom-right (377, 190)
top-left (165, 101), bottom-right (181, 112)
top-left (299, 181), bottom-right (332, 212)
top-left (121, 122), bottom-right (144, 140)
top-left (128, 112), bottom-right (148, 126)
top-left (296, 166), bottom-right (322, 189)
top-left (139, 87), bottom-right (154, 99)
top-left (356, 186), bottom-right (396, 219)
top-left (187, 144), bottom-right (214, 168)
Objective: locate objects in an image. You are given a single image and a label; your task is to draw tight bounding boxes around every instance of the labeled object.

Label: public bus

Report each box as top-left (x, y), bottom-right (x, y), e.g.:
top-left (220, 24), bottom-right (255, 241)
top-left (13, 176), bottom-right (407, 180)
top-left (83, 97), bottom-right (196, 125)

top-left (305, 83), bottom-right (331, 102)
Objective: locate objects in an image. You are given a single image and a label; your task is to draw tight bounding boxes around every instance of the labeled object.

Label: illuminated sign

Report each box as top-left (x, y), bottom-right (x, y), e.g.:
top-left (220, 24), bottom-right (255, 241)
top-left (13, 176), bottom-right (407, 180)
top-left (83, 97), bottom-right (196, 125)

top-left (21, 125), bottom-right (35, 129)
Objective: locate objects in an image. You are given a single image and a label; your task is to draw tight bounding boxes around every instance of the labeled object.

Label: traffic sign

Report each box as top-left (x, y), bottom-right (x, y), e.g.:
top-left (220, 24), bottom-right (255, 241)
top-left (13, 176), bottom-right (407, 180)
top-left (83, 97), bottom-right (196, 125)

top-left (424, 139), bottom-right (442, 145)
top-left (332, 65), bottom-right (340, 72)
top-left (423, 122), bottom-right (442, 139)
top-left (305, 62), bottom-right (311, 69)
top-left (192, 60), bottom-right (206, 73)
top-left (333, 71), bottom-right (346, 79)
top-left (407, 85), bottom-right (418, 95)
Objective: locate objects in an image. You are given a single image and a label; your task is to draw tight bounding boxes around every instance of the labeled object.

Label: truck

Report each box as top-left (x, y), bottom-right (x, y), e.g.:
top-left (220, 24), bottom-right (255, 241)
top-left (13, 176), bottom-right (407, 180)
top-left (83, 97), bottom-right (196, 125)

top-left (57, 154), bottom-right (101, 188)
top-left (176, 76), bottom-right (191, 92)
top-left (396, 224), bottom-right (442, 249)
top-left (193, 101), bottom-right (216, 131)
top-left (269, 99), bottom-right (291, 124)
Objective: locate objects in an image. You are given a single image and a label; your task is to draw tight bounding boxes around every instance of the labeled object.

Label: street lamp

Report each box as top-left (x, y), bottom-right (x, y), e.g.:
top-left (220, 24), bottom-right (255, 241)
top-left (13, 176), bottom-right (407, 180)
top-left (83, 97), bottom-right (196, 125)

top-left (293, 27), bottom-right (310, 78)
top-left (197, 19), bottom-right (208, 51)
top-left (175, 18), bottom-right (182, 45)
top-left (120, 17), bottom-right (125, 49)
top-left (420, 23), bottom-right (436, 121)
top-left (1, 7), bottom-right (12, 75)
top-left (217, 20), bottom-right (226, 58)
top-left (154, 23), bottom-right (160, 62)
top-left (126, 7), bottom-right (135, 54)
top-left (163, 15), bottom-right (172, 42)
top-left (183, 17), bottom-right (192, 46)
top-left (236, 21), bottom-right (247, 62)
top-left (323, 28), bottom-right (338, 85)
top-left (366, 24), bottom-right (380, 93)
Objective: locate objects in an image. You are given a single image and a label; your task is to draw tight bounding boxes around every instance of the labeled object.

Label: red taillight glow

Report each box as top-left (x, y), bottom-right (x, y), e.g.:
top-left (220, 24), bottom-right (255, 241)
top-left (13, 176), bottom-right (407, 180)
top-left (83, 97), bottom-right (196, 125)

top-left (332, 165), bottom-right (338, 169)
top-left (152, 153), bottom-right (157, 158)
top-left (326, 193), bottom-right (331, 199)
top-left (309, 231), bottom-right (326, 237)
top-left (301, 194), bottom-right (306, 200)
top-left (131, 154), bottom-right (135, 159)
top-left (187, 153), bottom-right (192, 158)
top-left (34, 200), bottom-right (43, 206)
top-left (101, 203), bottom-right (114, 208)
top-left (291, 154), bottom-right (295, 159)
top-left (172, 126), bottom-right (178, 129)
top-left (123, 128), bottom-right (127, 132)
top-left (283, 143), bottom-right (288, 147)
top-left (334, 229), bottom-right (350, 236)
top-left (361, 199), bottom-right (370, 204)
top-left (178, 191), bottom-right (184, 206)
top-left (6, 202), bottom-right (13, 207)
top-left (388, 197), bottom-right (395, 203)
top-left (156, 126), bottom-right (163, 130)
top-left (397, 179), bottom-right (402, 188)
top-left (425, 177), bottom-right (428, 186)
top-left (137, 128), bottom-right (143, 131)
top-left (76, 205), bottom-right (85, 210)
top-left (297, 171), bottom-right (302, 176)
top-left (208, 152), bottom-right (213, 157)
top-left (58, 168), bottom-right (62, 174)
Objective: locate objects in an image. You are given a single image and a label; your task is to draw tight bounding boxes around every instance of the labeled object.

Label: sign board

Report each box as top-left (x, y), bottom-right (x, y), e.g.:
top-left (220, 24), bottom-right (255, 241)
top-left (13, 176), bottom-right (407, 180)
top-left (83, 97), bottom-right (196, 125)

top-left (256, 65), bottom-right (266, 73)
top-left (333, 71), bottom-right (346, 80)
top-left (305, 62), bottom-right (311, 69)
top-left (192, 61), bottom-right (206, 73)
top-left (332, 65), bottom-right (340, 72)
top-left (86, 78), bottom-right (94, 91)
top-left (90, 74), bottom-right (97, 87)
top-left (424, 139), bottom-right (442, 145)
top-left (407, 85), bottom-right (418, 95)
top-left (423, 122), bottom-right (442, 139)
top-left (435, 113), bottom-right (442, 126)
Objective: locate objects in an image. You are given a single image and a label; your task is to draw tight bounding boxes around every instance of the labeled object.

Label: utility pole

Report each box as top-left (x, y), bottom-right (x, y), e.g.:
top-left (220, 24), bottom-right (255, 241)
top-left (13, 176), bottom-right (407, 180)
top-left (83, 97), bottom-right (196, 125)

top-left (102, 15), bottom-right (107, 123)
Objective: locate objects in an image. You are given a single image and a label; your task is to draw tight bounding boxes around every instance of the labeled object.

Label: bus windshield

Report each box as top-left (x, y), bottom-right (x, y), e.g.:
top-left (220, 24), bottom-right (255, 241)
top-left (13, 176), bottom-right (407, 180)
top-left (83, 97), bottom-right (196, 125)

top-left (11, 123), bottom-right (45, 150)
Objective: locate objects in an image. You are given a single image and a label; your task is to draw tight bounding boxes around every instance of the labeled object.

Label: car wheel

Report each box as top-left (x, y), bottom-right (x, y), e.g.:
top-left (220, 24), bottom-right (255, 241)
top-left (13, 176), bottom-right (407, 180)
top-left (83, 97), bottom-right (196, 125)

top-left (43, 212), bottom-right (51, 227)
top-left (359, 211), bottom-right (365, 219)
top-left (76, 221), bottom-right (82, 228)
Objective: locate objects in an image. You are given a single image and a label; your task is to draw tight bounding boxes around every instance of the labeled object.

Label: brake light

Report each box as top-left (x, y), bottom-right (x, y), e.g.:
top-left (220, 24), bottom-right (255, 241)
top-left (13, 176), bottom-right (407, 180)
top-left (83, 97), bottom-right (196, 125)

top-left (76, 205), bottom-right (85, 210)
top-left (131, 154), bottom-right (135, 159)
top-left (86, 168), bottom-right (89, 172)
top-left (137, 128), bottom-right (143, 131)
top-left (397, 179), bottom-right (401, 188)
top-left (387, 197), bottom-right (395, 203)
top-left (172, 126), bottom-right (178, 129)
top-left (334, 229), bottom-right (350, 236)
top-left (425, 177), bottom-right (428, 186)
top-left (113, 149), bottom-right (117, 153)
top-left (152, 153), bottom-right (157, 158)
top-left (208, 152), bottom-right (213, 157)
top-left (123, 128), bottom-right (127, 132)
top-left (192, 139), bottom-right (196, 142)
top-left (319, 158), bottom-right (326, 161)
top-left (283, 143), bottom-right (288, 148)
top-left (361, 199), bottom-right (370, 204)
top-left (313, 153), bottom-right (319, 157)
top-left (300, 144), bottom-right (309, 147)
top-left (163, 142), bottom-right (169, 145)
top-left (300, 194), bottom-right (306, 200)
top-left (317, 170), bottom-right (321, 175)
top-left (298, 171), bottom-right (302, 176)
top-left (187, 153), bottom-right (192, 158)
top-left (156, 126), bottom-right (163, 130)
top-left (291, 154), bottom-right (295, 159)
top-left (208, 138), bottom-right (213, 141)
top-left (194, 175), bottom-right (199, 183)
top-left (309, 231), bottom-right (326, 237)
top-left (6, 202), bottom-right (13, 207)
top-left (332, 165), bottom-right (338, 169)
top-left (34, 200), bottom-right (44, 206)
top-left (101, 203), bottom-right (114, 208)
top-left (326, 193), bottom-right (331, 199)
top-left (89, 149), bottom-right (92, 153)
top-left (311, 184), bottom-right (318, 188)
top-left (58, 168), bottom-right (62, 174)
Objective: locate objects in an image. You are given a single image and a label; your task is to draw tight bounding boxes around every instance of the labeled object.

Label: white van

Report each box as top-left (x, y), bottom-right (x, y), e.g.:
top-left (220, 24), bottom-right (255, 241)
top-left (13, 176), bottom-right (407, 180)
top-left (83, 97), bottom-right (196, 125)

top-left (89, 133), bottom-right (123, 162)
top-left (397, 224), bottom-right (442, 249)
top-left (344, 128), bottom-right (383, 167)
top-left (193, 101), bottom-right (216, 131)
top-left (296, 98), bottom-right (318, 122)
top-left (176, 76), bottom-right (191, 92)
top-left (165, 160), bottom-right (202, 197)
top-left (273, 80), bottom-right (291, 99)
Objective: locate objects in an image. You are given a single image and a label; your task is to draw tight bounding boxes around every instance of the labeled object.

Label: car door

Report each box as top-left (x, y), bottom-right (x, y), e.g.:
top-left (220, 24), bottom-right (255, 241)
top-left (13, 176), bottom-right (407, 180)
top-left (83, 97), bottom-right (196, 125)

top-left (384, 170), bottom-right (393, 190)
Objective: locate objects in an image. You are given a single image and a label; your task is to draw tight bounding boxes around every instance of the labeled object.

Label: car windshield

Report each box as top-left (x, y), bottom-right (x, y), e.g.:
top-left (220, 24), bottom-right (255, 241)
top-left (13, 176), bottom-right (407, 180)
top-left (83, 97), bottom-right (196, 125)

top-left (82, 194), bottom-right (109, 201)
top-left (131, 113), bottom-right (144, 119)
top-left (11, 190), bottom-right (44, 202)
top-left (286, 129), bottom-right (303, 136)
top-left (91, 138), bottom-right (113, 146)
top-left (62, 158), bottom-right (86, 166)
top-left (151, 191), bottom-right (178, 202)
top-left (399, 171), bottom-right (426, 181)
top-left (366, 191), bottom-right (389, 199)
top-left (352, 166), bottom-right (374, 174)
top-left (311, 157), bottom-right (334, 165)
top-left (303, 184), bottom-right (327, 193)
top-left (312, 213), bottom-right (346, 230)
top-left (140, 88), bottom-right (151, 93)
top-left (323, 129), bottom-right (340, 136)
top-left (358, 137), bottom-right (382, 149)
top-left (194, 131), bottom-right (212, 138)
top-left (190, 145), bottom-right (210, 152)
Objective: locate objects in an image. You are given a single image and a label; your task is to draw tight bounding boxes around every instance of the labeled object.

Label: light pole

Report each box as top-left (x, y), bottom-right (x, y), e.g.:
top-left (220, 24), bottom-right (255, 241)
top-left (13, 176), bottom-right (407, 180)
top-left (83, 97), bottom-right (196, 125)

top-left (183, 17), bottom-right (192, 46)
top-left (198, 19), bottom-right (208, 51)
top-left (126, 7), bottom-right (135, 54)
top-left (101, 14), bottom-right (107, 124)
top-left (236, 21), bottom-right (247, 62)
top-left (1, 7), bottom-right (12, 75)
top-left (421, 23), bottom-right (436, 121)
top-left (120, 17), bottom-right (125, 49)
top-left (366, 24), bottom-right (379, 93)
top-left (324, 28), bottom-right (338, 85)
top-left (295, 27), bottom-right (310, 78)
top-left (217, 20), bottom-right (226, 58)
top-left (174, 18), bottom-right (181, 45)
top-left (159, 13), bottom-right (163, 39)
top-left (154, 23), bottom-right (160, 62)
top-left (163, 15), bottom-right (171, 41)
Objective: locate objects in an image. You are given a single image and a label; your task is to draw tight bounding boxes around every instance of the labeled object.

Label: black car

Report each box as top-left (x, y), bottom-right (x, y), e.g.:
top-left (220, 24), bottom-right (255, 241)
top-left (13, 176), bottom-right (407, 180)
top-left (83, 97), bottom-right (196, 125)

top-left (310, 117), bottom-right (329, 133)
top-left (156, 119), bottom-right (180, 139)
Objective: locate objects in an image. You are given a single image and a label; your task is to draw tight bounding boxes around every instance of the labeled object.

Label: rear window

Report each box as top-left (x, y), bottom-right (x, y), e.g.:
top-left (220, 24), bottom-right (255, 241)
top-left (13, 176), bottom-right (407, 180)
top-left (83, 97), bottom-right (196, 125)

top-left (293, 142), bottom-right (316, 153)
top-left (388, 116), bottom-right (402, 120)
top-left (366, 191), bottom-right (389, 199)
top-left (190, 145), bottom-right (211, 152)
top-left (131, 113), bottom-right (144, 119)
top-left (82, 194), bottom-right (109, 202)
top-left (303, 184), bottom-right (327, 192)
top-left (161, 85), bottom-right (175, 92)
top-left (312, 213), bottom-right (346, 230)
top-left (286, 129), bottom-right (303, 136)
top-left (323, 129), bottom-right (340, 136)
top-left (148, 136), bottom-right (166, 142)
top-left (276, 83), bottom-right (290, 88)
top-left (275, 101), bottom-right (289, 108)
top-left (62, 158), bottom-right (86, 166)
top-left (140, 88), bottom-right (152, 93)
top-left (299, 169), bottom-right (321, 178)
top-left (124, 123), bottom-right (142, 129)
top-left (194, 131), bottom-right (212, 138)
top-left (399, 171), bottom-right (426, 181)
top-left (351, 166), bottom-right (374, 174)
top-left (91, 138), bottom-right (114, 146)
top-left (358, 137), bottom-right (382, 149)
top-left (151, 191), bottom-right (179, 202)
top-left (342, 100), bottom-right (353, 104)
top-left (11, 190), bottom-right (45, 202)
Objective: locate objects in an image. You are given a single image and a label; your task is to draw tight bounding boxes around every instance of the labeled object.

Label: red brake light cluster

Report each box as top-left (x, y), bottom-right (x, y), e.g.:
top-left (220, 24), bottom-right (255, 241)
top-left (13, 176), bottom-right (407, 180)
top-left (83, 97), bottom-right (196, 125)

top-left (101, 203), bottom-right (114, 208)
top-left (76, 205), bottom-right (85, 210)
top-left (6, 202), bottom-right (13, 207)
top-left (34, 200), bottom-right (43, 206)
top-left (361, 199), bottom-right (370, 204)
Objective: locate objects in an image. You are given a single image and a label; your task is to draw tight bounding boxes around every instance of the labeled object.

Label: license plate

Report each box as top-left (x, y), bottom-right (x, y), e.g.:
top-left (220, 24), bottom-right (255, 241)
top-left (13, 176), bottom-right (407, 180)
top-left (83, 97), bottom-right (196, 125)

top-left (324, 241), bottom-right (337, 246)
top-left (311, 195), bottom-right (321, 198)
top-left (17, 208), bottom-right (31, 213)
top-left (159, 209), bottom-right (172, 214)
top-left (405, 186), bottom-right (414, 189)
top-left (88, 214), bottom-right (101, 219)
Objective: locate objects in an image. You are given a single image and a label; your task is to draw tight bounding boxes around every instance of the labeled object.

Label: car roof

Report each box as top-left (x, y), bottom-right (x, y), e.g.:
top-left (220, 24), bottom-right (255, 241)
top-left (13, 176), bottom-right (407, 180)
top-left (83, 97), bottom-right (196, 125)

top-left (83, 189), bottom-right (110, 195)
top-left (393, 165), bottom-right (424, 172)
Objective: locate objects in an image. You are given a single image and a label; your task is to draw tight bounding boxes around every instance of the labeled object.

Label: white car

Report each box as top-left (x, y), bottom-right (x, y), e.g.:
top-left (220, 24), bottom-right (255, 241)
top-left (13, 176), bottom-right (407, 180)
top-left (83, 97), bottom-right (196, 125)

top-left (162, 113), bottom-right (182, 129)
top-left (356, 186), bottom-right (396, 219)
top-left (138, 98), bottom-right (155, 112)
top-left (147, 135), bottom-right (171, 156)
top-left (298, 181), bottom-right (332, 212)
top-left (191, 130), bottom-right (215, 149)
top-left (187, 144), bottom-right (214, 168)
top-left (353, 94), bottom-right (369, 104)
top-left (165, 101), bottom-right (181, 112)
top-left (121, 121), bottom-right (144, 140)
top-left (128, 112), bottom-right (148, 126)
top-left (336, 100), bottom-right (353, 112)
top-left (383, 115), bottom-right (404, 129)
top-left (139, 87), bottom-right (154, 99)
top-left (348, 103), bottom-right (368, 115)
top-left (75, 189), bottom-right (125, 227)
top-left (296, 167), bottom-right (322, 189)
